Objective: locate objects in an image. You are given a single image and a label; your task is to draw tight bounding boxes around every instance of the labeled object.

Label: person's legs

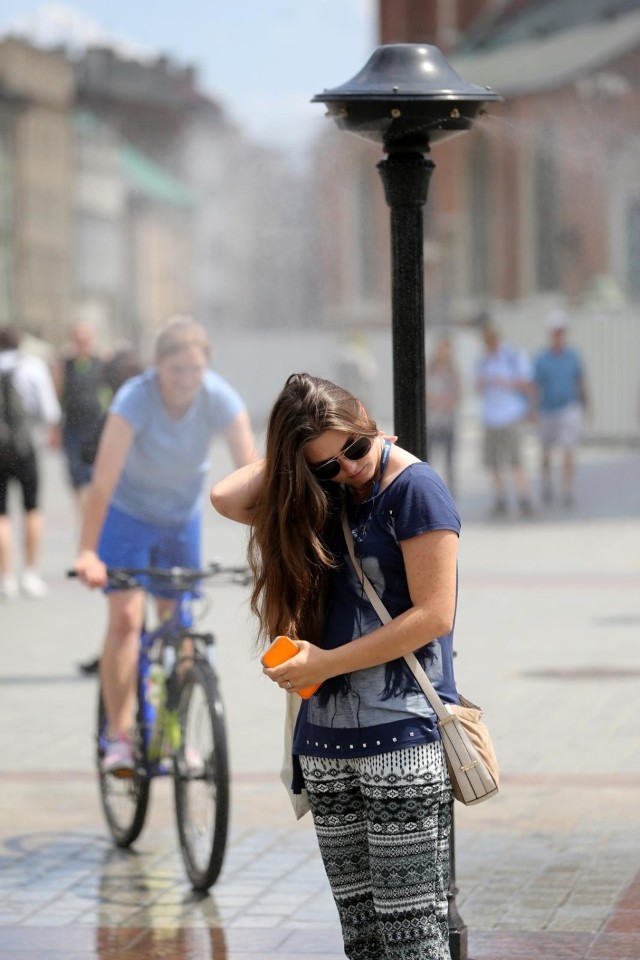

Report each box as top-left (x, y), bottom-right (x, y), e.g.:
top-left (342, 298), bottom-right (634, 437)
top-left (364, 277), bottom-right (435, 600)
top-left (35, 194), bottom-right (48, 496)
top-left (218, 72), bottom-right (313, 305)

top-left (443, 428), bottom-right (456, 498)
top-left (72, 485), bottom-right (89, 519)
top-left (300, 743), bottom-right (452, 960)
top-left (0, 513), bottom-right (12, 576)
top-left (506, 423), bottom-right (534, 516)
top-left (561, 448), bottom-right (575, 503)
top-left (513, 464), bottom-right (530, 499)
top-left (537, 412), bottom-right (558, 502)
top-left (300, 754), bottom-right (385, 960)
top-left (94, 506), bottom-right (151, 717)
top-left (99, 588), bottom-right (145, 741)
top-left (62, 425), bottom-right (93, 521)
top-left (490, 467), bottom-right (507, 514)
top-left (0, 470), bottom-right (11, 576)
top-left (484, 429), bottom-right (507, 515)
top-left (12, 449), bottom-right (49, 597)
top-left (0, 467), bottom-right (18, 599)
top-left (540, 448), bottom-right (553, 501)
top-left (23, 509), bottom-right (43, 569)
top-left (558, 404), bottom-right (582, 505)
top-left (362, 742), bottom-right (452, 960)
top-left (430, 427), bottom-right (456, 497)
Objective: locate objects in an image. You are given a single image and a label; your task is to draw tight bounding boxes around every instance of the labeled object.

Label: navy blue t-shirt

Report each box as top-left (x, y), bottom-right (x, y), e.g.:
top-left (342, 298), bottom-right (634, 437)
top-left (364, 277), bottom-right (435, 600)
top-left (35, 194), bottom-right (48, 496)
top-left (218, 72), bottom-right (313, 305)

top-left (293, 461), bottom-right (461, 762)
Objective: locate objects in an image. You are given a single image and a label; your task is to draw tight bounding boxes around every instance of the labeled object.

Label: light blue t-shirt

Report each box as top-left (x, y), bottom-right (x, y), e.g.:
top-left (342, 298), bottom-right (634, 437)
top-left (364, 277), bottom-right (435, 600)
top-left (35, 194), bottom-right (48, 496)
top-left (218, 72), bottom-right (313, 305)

top-left (534, 348), bottom-right (583, 411)
top-left (110, 369), bottom-right (244, 525)
top-left (475, 343), bottom-right (532, 428)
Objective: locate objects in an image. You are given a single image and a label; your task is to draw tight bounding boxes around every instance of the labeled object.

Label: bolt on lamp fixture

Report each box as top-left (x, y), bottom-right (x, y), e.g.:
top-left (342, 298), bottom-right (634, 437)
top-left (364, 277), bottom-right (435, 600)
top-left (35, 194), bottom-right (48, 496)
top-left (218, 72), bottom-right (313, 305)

top-left (313, 44), bottom-right (502, 460)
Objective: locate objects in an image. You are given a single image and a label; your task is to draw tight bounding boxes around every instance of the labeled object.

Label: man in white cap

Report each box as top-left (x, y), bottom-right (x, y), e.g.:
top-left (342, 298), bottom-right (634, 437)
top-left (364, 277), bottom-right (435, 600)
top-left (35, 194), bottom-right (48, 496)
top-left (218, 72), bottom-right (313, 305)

top-left (533, 311), bottom-right (588, 506)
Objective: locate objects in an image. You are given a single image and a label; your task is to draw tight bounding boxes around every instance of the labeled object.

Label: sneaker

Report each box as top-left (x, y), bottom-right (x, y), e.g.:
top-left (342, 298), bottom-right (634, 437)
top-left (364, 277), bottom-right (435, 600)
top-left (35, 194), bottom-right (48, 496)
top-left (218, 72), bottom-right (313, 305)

top-left (78, 657), bottom-right (100, 676)
top-left (102, 737), bottom-right (135, 776)
top-left (20, 569), bottom-right (48, 599)
top-left (178, 746), bottom-right (205, 777)
top-left (0, 574), bottom-right (19, 602)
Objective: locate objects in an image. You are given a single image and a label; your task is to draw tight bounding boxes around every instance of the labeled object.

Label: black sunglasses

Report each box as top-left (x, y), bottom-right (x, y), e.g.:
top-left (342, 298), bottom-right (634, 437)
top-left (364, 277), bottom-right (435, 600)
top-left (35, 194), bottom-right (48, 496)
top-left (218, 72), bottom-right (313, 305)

top-left (309, 435), bottom-right (373, 482)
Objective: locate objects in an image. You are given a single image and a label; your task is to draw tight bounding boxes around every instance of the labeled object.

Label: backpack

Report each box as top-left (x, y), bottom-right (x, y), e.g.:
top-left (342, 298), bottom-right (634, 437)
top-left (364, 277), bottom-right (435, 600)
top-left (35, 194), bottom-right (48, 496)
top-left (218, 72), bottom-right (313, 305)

top-left (0, 368), bottom-right (32, 466)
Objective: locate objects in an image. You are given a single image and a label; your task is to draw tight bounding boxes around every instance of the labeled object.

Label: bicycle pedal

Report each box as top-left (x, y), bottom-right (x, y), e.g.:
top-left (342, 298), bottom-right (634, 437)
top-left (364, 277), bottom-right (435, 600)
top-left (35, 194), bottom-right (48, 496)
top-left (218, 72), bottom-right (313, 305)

top-left (110, 767), bottom-right (134, 780)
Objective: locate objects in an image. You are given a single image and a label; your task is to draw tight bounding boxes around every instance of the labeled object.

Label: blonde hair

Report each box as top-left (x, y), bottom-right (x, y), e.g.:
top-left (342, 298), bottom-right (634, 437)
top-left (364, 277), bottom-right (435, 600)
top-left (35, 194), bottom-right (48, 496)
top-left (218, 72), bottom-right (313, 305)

top-left (154, 315), bottom-right (211, 361)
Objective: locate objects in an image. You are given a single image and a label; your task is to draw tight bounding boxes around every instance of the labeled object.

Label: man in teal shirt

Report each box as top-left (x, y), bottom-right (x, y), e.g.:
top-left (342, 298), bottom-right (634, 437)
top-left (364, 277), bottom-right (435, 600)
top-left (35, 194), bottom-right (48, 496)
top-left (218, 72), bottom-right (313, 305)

top-left (533, 311), bottom-right (588, 507)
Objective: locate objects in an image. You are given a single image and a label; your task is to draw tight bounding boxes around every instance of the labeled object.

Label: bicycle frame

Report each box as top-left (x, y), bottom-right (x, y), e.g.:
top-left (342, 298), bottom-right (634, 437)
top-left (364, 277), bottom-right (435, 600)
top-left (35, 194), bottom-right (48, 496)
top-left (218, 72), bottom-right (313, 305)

top-left (76, 561), bottom-right (247, 887)
top-left (99, 587), bottom-right (217, 779)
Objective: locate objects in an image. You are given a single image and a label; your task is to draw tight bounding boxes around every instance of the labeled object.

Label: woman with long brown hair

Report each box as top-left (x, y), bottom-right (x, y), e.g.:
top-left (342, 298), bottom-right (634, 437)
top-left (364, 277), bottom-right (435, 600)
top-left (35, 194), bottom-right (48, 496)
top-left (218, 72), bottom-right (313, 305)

top-left (211, 372), bottom-right (461, 960)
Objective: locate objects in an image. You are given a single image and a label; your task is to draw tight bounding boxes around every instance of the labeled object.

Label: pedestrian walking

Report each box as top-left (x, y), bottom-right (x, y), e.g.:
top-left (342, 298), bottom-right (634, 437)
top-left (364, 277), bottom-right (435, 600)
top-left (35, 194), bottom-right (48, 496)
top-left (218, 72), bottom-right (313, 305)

top-left (211, 372), bottom-right (461, 960)
top-left (73, 315), bottom-right (256, 774)
top-left (533, 310), bottom-right (588, 506)
top-left (426, 336), bottom-right (461, 497)
top-left (475, 324), bottom-right (535, 518)
top-left (76, 345), bottom-right (143, 677)
top-left (335, 332), bottom-right (379, 416)
top-left (0, 325), bottom-right (61, 600)
top-left (56, 323), bottom-right (105, 518)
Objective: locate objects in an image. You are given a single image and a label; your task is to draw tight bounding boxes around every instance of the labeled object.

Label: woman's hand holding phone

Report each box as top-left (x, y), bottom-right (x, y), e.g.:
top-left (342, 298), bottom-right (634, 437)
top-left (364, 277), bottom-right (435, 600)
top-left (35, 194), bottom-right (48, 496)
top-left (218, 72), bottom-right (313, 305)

top-left (261, 636), bottom-right (321, 699)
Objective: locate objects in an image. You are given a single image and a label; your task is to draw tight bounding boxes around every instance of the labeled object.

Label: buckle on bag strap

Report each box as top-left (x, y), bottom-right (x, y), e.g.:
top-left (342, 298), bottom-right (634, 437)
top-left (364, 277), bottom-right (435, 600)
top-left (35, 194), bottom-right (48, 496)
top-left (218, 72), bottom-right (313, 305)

top-left (439, 713), bottom-right (457, 726)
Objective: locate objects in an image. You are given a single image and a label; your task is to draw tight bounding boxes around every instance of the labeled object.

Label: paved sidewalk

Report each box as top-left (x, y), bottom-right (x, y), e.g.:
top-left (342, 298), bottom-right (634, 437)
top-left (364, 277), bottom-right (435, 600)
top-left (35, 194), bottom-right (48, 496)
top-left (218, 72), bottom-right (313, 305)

top-left (0, 438), bottom-right (639, 958)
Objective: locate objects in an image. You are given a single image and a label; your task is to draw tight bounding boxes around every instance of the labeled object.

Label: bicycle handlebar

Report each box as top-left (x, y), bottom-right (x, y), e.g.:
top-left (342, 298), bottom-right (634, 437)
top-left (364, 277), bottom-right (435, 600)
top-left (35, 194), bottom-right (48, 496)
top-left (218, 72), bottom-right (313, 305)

top-left (67, 562), bottom-right (250, 589)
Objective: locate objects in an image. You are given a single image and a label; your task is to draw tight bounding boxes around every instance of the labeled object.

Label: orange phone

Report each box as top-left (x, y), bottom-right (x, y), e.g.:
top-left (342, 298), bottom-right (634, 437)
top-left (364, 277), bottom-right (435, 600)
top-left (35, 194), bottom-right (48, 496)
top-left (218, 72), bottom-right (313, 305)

top-left (261, 635), bottom-right (320, 699)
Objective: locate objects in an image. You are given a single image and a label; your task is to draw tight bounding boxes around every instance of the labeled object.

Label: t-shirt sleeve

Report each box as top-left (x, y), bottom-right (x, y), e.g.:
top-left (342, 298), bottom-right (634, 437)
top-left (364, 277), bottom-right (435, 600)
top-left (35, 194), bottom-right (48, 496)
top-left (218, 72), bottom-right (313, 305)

top-left (390, 464), bottom-right (461, 541)
top-left (110, 375), bottom-right (148, 433)
top-left (205, 371), bottom-right (246, 432)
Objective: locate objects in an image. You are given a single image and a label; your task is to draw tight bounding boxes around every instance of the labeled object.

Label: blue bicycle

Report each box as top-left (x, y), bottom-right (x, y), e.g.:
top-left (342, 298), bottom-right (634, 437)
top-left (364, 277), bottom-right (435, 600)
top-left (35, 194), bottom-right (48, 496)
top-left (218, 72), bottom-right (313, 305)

top-left (71, 562), bottom-right (248, 891)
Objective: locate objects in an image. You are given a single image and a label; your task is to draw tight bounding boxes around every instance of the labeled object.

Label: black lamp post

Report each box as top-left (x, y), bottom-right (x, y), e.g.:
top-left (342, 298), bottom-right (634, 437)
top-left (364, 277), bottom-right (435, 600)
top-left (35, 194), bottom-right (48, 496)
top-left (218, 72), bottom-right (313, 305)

top-left (313, 44), bottom-right (502, 960)
top-left (313, 42), bottom-right (501, 459)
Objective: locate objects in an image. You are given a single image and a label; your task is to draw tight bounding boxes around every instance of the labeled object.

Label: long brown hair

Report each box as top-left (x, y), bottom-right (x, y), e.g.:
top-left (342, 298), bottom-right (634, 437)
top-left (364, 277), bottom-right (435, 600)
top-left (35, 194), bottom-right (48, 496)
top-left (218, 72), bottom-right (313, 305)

top-left (249, 372), bottom-right (378, 647)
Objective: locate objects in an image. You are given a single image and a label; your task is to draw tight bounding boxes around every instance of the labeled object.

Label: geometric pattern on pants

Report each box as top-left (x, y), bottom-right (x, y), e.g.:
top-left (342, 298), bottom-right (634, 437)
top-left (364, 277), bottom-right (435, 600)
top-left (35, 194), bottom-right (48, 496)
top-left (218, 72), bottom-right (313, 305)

top-left (299, 741), bottom-right (452, 960)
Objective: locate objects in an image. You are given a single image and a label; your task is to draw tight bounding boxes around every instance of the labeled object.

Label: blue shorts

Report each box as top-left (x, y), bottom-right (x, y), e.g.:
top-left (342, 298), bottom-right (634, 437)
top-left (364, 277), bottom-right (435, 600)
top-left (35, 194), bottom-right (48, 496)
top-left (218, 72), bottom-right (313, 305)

top-left (98, 504), bottom-right (201, 597)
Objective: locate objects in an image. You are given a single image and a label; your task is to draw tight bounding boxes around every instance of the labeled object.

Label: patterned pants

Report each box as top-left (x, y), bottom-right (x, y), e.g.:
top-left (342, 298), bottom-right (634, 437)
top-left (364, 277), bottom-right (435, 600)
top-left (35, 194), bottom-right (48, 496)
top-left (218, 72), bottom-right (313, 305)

top-left (299, 741), bottom-right (452, 960)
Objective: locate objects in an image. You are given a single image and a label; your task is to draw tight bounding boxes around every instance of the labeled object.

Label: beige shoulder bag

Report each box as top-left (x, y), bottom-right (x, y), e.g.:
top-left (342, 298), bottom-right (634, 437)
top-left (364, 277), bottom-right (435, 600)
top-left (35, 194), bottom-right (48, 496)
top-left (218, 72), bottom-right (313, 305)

top-left (341, 511), bottom-right (499, 806)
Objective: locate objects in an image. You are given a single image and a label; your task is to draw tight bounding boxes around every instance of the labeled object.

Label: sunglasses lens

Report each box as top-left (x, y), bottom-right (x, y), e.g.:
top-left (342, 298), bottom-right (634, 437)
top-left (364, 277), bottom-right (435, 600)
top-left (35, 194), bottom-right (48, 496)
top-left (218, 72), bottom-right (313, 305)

top-left (313, 460), bottom-right (341, 481)
top-left (344, 436), bottom-right (372, 462)
top-left (311, 436), bottom-right (372, 481)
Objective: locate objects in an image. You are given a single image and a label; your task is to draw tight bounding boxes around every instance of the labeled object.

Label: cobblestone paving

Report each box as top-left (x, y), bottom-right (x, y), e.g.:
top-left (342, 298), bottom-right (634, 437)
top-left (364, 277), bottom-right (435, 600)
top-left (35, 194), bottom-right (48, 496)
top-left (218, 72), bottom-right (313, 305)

top-left (0, 442), bottom-right (639, 958)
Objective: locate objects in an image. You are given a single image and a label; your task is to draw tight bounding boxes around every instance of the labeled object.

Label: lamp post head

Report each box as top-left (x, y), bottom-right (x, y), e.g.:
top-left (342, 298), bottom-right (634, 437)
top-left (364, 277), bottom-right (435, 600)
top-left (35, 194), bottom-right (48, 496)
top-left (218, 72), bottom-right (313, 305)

top-left (312, 43), bottom-right (502, 152)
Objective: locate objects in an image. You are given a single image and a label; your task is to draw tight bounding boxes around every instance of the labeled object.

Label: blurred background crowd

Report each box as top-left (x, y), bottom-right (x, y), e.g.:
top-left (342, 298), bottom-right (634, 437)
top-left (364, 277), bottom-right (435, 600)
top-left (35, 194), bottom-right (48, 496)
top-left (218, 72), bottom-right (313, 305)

top-left (1, 0), bottom-right (640, 597)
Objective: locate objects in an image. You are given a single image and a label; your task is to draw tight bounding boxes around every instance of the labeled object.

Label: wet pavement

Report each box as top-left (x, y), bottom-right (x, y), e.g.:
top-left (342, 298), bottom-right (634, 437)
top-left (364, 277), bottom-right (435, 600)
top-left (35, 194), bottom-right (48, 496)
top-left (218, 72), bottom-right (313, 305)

top-left (1, 432), bottom-right (639, 958)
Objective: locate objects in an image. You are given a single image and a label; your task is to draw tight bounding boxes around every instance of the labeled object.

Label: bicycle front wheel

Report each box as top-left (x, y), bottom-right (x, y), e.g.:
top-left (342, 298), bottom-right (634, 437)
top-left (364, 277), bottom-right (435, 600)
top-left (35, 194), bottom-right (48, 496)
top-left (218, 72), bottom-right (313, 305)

top-left (97, 687), bottom-right (150, 847)
top-left (173, 659), bottom-right (229, 891)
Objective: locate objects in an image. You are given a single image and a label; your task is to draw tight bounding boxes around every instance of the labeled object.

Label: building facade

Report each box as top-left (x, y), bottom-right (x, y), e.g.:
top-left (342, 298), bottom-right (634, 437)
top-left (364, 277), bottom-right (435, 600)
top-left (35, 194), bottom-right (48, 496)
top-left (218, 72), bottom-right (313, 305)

top-left (312, 0), bottom-right (640, 329)
top-left (0, 39), bottom-right (73, 342)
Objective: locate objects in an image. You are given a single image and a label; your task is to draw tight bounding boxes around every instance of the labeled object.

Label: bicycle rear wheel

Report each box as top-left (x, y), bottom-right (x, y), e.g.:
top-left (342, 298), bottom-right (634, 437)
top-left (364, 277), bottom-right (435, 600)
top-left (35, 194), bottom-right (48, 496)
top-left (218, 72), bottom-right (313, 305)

top-left (173, 659), bottom-right (229, 890)
top-left (97, 686), bottom-right (150, 847)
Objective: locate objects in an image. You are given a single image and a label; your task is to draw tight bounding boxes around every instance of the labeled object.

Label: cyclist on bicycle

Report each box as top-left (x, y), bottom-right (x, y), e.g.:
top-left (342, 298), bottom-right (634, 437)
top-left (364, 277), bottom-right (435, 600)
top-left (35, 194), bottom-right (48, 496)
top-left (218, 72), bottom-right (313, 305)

top-left (74, 315), bottom-right (256, 774)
